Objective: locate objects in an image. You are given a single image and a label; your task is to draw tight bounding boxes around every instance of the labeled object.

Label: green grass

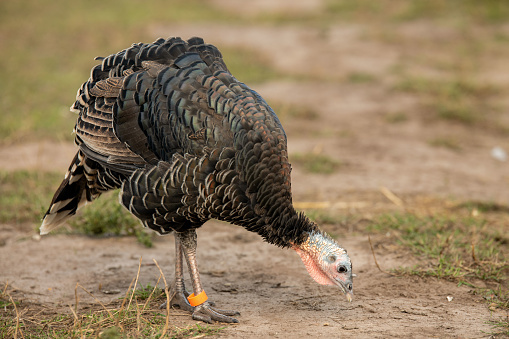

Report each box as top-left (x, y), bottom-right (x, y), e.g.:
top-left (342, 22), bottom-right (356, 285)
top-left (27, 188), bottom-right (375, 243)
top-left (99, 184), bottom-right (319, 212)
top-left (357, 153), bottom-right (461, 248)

top-left (3, 0), bottom-right (509, 143)
top-left (0, 170), bottom-right (62, 224)
top-left (395, 76), bottom-right (501, 127)
top-left (346, 72), bottom-right (378, 84)
top-left (69, 191), bottom-right (154, 247)
top-left (305, 209), bottom-right (342, 226)
top-left (366, 208), bottom-right (508, 335)
top-left (384, 112), bottom-right (408, 124)
top-left (428, 137), bottom-right (462, 151)
top-left (457, 201), bottom-right (509, 214)
top-left (131, 284), bottom-right (164, 301)
top-left (298, 198), bottom-right (508, 335)
top-left (368, 209), bottom-right (508, 334)
top-left (370, 213), bottom-right (507, 282)
top-left (0, 0), bottom-right (278, 143)
top-left (324, 0), bottom-right (509, 24)
top-left (290, 153), bottom-right (342, 174)
top-left (397, 0), bottom-right (509, 24)
top-left (270, 102), bottom-right (320, 123)
top-left (0, 170), bottom-right (152, 246)
top-left (484, 286), bottom-right (509, 337)
top-left (221, 47), bottom-right (287, 84)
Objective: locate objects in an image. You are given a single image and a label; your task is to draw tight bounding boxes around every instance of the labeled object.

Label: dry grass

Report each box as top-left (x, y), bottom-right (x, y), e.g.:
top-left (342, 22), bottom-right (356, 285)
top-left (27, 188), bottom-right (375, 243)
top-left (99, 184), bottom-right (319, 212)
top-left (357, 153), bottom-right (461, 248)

top-left (0, 258), bottom-right (225, 338)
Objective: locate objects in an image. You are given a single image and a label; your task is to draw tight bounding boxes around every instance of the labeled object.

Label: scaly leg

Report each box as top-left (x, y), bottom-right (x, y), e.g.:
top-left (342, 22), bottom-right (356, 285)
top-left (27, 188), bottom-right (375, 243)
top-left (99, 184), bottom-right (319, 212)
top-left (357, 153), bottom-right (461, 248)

top-left (166, 234), bottom-right (194, 312)
top-left (178, 229), bottom-right (240, 323)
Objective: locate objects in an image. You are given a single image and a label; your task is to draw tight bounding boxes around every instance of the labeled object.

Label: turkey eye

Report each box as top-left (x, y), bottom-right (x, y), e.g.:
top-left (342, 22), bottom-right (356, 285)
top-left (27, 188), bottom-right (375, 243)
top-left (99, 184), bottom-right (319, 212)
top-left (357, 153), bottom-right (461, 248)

top-left (337, 265), bottom-right (348, 273)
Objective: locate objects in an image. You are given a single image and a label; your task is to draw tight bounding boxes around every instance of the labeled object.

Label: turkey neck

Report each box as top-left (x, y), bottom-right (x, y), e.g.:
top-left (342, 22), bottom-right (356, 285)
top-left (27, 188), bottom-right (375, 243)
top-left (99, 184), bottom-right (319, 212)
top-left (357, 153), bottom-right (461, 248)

top-left (221, 100), bottom-right (319, 248)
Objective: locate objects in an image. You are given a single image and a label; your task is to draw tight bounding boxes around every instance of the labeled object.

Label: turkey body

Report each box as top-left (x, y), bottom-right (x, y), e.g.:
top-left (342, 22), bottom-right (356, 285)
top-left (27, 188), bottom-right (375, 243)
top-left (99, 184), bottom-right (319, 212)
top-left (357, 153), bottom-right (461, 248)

top-left (43, 36), bottom-right (314, 245)
top-left (42, 37), bottom-right (353, 323)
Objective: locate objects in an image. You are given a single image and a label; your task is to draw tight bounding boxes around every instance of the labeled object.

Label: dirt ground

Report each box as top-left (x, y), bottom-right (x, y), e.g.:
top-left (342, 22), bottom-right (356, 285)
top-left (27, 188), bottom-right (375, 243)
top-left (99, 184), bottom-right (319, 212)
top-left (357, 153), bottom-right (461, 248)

top-left (1, 2), bottom-right (509, 338)
top-left (0, 220), bottom-right (500, 338)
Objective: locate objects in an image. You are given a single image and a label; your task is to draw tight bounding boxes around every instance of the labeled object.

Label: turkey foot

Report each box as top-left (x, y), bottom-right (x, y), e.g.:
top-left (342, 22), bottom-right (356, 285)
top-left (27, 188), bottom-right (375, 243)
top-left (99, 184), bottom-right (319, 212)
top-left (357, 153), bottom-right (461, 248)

top-left (178, 229), bottom-right (241, 323)
top-left (162, 281), bottom-right (219, 311)
top-left (192, 301), bottom-right (240, 323)
top-left (166, 282), bottom-right (194, 312)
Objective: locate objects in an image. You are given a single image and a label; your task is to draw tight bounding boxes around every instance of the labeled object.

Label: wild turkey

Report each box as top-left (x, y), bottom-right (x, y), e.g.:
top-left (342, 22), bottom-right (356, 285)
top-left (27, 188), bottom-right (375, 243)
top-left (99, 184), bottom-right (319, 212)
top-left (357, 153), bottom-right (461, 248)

top-left (41, 37), bottom-right (353, 323)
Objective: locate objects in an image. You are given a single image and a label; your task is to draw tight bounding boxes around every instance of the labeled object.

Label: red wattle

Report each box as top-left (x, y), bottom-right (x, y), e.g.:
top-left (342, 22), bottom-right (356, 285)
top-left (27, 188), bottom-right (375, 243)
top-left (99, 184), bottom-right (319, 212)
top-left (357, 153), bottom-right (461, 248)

top-left (294, 248), bottom-right (335, 286)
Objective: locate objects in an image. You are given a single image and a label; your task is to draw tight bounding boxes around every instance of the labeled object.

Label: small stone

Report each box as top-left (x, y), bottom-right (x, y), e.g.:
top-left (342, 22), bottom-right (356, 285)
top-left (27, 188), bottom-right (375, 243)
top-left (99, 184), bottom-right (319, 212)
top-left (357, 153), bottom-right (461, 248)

top-left (491, 146), bottom-right (507, 161)
top-left (446, 296), bottom-right (453, 302)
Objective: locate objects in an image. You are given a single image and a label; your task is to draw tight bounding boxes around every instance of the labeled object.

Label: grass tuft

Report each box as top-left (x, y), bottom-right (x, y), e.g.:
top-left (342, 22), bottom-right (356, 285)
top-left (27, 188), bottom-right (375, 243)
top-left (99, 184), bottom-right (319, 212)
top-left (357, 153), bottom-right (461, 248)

top-left (368, 209), bottom-right (508, 334)
top-left (325, 0), bottom-right (509, 24)
top-left (384, 112), bottom-right (408, 124)
top-left (131, 284), bottom-right (164, 301)
top-left (305, 210), bottom-right (341, 226)
top-left (0, 170), bottom-right (152, 247)
top-left (0, 170), bottom-right (62, 224)
top-left (428, 137), bottom-right (462, 151)
top-left (371, 213), bottom-right (507, 282)
top-left (70, 191), bottom-right (154, 248)
top-left (291, 153), bottom-right (342, 174)
top-left (346, 72), bottom-right (378, 84)
top-left (456, 201), bottom-right (509, 214)
top-left (480, 287), bottom-right (509, 336)
top-left (394, 76), bottom-right (501, 128)
top-left (270, 102), bottom-right (320, 123)
top-left (221, 47), bottom-right (286, 84)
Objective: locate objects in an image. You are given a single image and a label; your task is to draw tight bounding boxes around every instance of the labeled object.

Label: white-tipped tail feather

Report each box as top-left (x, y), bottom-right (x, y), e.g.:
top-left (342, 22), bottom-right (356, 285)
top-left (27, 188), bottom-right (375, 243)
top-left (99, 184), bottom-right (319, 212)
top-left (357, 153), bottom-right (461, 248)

top-left (40, 151), bottom-right (95, 235)
top-left (40, 193), bottom-right (89, 235)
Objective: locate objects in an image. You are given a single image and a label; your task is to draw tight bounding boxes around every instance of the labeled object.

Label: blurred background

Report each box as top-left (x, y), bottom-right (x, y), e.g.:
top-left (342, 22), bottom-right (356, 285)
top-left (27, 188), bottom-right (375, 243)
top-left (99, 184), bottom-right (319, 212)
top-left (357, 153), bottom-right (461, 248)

top-left (2, 0), bottom-right (509, 221)
top-left (1, 1), bottom-right (508, 336)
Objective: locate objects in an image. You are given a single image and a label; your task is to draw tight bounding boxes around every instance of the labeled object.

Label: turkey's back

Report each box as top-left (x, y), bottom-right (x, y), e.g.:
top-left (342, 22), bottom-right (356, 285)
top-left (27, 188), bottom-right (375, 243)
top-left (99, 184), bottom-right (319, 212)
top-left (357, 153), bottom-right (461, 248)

top-left (76, 37), bottom-right (234, 166)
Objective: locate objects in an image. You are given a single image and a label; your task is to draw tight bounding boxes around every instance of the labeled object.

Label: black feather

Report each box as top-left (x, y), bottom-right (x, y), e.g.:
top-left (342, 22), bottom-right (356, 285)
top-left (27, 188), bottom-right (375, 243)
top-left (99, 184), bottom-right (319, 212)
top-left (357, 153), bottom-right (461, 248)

top-left (42, 36), bottom-right (318, 247)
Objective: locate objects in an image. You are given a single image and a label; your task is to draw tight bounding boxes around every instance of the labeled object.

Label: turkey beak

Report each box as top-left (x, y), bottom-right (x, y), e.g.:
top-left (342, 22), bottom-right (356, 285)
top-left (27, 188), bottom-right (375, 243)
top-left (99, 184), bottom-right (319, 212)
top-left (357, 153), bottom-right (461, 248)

top-left (336, 279), bottom-right (353, 302)
top-left (345, 291), bottom-right (353, 302)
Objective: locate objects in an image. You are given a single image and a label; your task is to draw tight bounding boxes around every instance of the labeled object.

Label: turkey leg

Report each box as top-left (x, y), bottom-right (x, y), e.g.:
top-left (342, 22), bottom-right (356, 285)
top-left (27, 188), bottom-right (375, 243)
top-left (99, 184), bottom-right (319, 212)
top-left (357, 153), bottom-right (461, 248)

top-left (167, 235), bottom-right (194, 312)
top-left (178, 229), bottom-right (240, 323)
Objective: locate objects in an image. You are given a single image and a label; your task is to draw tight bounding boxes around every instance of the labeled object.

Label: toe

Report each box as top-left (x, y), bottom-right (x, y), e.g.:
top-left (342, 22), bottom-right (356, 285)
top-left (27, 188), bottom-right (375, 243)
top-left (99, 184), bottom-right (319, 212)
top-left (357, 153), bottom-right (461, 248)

top-left (193, 303), bottom-right (239, 323)
top-left (209, 306), bottom-right (240, 317)
top-left (192, 312), bottom-right (213, 323)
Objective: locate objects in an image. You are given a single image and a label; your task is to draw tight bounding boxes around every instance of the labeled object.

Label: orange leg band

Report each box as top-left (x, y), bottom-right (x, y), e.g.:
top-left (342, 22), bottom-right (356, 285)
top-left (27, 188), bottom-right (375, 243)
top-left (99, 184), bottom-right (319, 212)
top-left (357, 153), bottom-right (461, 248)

top-left (187, 290), bottom-right (208, 307)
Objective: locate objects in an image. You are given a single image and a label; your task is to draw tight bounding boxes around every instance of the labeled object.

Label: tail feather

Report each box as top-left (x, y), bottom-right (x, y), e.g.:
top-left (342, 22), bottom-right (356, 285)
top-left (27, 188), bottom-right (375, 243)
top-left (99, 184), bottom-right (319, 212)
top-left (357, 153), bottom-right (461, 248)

top-left (40, 151), bottom-right (98, 235)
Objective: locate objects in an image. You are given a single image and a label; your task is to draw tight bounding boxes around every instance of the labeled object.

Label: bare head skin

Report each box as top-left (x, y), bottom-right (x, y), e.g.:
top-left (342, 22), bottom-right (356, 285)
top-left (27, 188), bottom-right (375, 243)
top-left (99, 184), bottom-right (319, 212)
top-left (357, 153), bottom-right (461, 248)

top-left (293, 231), bottom-right (353, 302)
